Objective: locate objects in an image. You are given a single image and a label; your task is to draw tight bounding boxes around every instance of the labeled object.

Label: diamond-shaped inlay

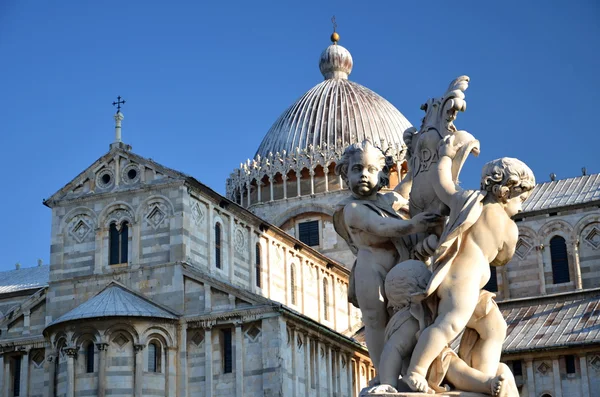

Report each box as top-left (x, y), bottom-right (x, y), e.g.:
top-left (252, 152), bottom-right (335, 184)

top-left (191, 331), bottom-right (205, 346)
top-left (114, 334), bottom-right (129, 348)
top-left (191, 203), bottom-right (205, 225)
top-left (31, 350), bottom-right (45, 367)
top-left (515, 237), bottom-right (533, 259)
top-left (537, 361), bottom-right (551, 375)
top-left (590, 355), bottom-right (600, 371)
top-left (584, 227), bottom-right (600, 249)
top-left (70, 219), bottom-right (92, 243)
top-left (146, 205), bottom-right (166, 229)
top-left (245, 325), bottom-right (261, 342)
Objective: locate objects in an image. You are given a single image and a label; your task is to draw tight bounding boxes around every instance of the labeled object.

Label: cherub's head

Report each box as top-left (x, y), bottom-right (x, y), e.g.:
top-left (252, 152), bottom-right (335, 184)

top-left (335, 140), bottom-right (391, 198)
top-left (480, 157), bottom-right (536, 217)
top-left (385, 260), bottom-right (431, 311)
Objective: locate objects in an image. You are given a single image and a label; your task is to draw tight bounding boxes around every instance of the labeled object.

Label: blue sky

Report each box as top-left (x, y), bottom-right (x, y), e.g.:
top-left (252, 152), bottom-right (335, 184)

top-left (1, 1), bottom-right (599, 271)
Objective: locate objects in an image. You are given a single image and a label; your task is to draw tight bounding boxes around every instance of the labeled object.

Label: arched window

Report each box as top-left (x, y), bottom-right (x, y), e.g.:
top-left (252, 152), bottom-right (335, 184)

top-left (222, 328), bottom-right (233, 373)
top-left (323, 277), bottom-right (329, 321)
top-left (109, 221), bottom-right (129, 265)
top-left (215, 223), bottom-right (222, 269)
top-left (550, 236), bottom-right (570, 284)
top-left (290, 264), bottom-right (297, 305)
top-left (86, 342), bottom-right (95, 373)
top-left (148, 341), bottom-right (161, 373)
top-left (255, 243), bottom-right (261, 288)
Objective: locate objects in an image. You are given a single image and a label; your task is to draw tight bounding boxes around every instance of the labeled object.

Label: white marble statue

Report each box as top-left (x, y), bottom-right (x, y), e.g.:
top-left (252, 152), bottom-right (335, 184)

top-left (333, 140), bottom-right (442, 377)
top-left (334, 76), bottom-right (536, 397)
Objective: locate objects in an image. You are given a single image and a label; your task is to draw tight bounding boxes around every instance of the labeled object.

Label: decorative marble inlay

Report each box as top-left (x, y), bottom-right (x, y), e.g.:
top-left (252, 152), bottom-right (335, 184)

top-left (515, 237), bottom-right (533, 259)
top-left (245, 325), bottom-right (261, 342)
top-left (96, 168), bottom-right (115, 189)
top-left (537, 361), bottom-right (551, 375)
top-left (32, 350), bottom-right (45, 367)
top-left (191, 202), bottom-right (205, 225)
top-left (114, 334), bottom-right (129, 348)
top-left (584, 227), bottom-right (600, 249)
top-left (590, 355), bottom-right (600, 371)
top-left (146, 204), bottom-right (167, 229)
top-left (234, 227), bottom-right (246, 254)
top-left (69, 216), bottom-right (93, 243)
top-left (191, 331), bottom-right (204, 346)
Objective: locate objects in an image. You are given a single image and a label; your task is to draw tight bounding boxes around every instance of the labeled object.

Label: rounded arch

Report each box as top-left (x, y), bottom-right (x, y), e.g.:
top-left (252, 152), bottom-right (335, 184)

top-left (72, 326), bottom-right (101, 346)
top-left (571, 213), bottom-right (600, 242)
top-left (61, 206), bottom-right (98, 231)
top-left (52, 332), bottom-right (68, 350)
top-left (517, 225), bottom-right (537, 240)
top-left (103, 323), bottom-right (140, 345)
top-left (99, 202), bottom-right (135, 228)
top-left (273, 204), bottom-right (335, 228)
top-left (539, 392), bottom-right (553, 397)
top-left (135, 194), bottom-right (175, 222)
top-left (539, 219), bottom-right (573, 241)
top-left (140, 325), bottom-right (174, 347)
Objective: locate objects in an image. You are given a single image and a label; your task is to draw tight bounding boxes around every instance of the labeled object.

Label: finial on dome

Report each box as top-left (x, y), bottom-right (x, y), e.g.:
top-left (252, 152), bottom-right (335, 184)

top-left (331, 15), bottom-right (340, 44)
top-left (319, 18), bottom-right (353, 80)
top-left (110, 96), bottom-right (131, 151)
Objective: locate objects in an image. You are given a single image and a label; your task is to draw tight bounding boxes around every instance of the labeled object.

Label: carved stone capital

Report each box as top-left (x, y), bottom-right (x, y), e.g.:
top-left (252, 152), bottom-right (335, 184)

top-left (96, 343), bottom-right (109, 351)
top-left (63, 347), bottom-right (78, 357)
top-left (134, 344), bottom-right (145, 352)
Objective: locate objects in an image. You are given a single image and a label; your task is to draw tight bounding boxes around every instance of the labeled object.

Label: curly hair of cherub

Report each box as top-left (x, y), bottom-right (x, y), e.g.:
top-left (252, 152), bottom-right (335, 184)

top-left (334, 139), bottom-right (392, 189)
top-left (384, 260), bottom-right (431, 311)
top-left (480, 157), bottom-right (536, 202)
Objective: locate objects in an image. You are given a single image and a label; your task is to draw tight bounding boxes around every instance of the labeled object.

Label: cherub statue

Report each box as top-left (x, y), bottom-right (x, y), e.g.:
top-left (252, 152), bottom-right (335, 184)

top-left (404, 135), bottom-right (536, 394)
top-left (333, 139), bottom-right (442, 377)
top-left (373, 260), bottom-right (516, 397)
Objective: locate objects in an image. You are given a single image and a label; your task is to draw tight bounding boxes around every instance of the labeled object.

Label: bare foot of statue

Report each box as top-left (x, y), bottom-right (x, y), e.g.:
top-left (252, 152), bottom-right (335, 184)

top-left (405, 372), bottom-right (435, 394)
top-left (368, 384), bottom-right (398, 394)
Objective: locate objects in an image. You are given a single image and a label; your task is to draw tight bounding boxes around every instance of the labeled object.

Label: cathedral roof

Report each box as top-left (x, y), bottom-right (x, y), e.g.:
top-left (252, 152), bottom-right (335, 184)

top-left (0, 265), bottom-right (49, 294)
top-left (254, 37), bottom-right (411, 159)
top-left (521, 173), bottom-right (600, 215)
top-left (47, 283), bottom-right (178, 328)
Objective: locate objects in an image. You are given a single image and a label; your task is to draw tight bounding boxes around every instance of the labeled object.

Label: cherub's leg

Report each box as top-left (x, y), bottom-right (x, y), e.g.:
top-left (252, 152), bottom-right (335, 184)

top-left (446, 358), bottom-right (517, 396)
top-left (378, 321), bottom-right (419, 389)
top-left (354, 263), bottom-right (387, 375)
top-left (468, 305), bottom-right (507, 376)
top-left (405, 281), bottom-right (480, 393)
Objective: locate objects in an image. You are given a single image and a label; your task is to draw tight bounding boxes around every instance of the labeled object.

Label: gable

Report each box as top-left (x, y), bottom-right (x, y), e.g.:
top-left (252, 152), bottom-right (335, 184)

top-left (44, 147), bottom-right (188, 206)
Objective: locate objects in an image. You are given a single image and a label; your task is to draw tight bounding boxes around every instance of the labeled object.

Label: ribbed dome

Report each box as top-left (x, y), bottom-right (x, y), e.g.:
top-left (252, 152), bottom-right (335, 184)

top-left (255, 41), bottom-right (412, 158)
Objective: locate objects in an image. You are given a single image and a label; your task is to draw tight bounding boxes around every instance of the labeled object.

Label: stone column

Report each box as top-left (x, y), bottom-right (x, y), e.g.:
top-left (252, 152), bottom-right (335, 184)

top-left (23, 311), bottom-right (30, 336)
top-left (282, 175), bottom-right (288, 199)
top-left (65, 347), bottom-right (77, 397)
top-left (580, 355), bottom-right (590, 397)
top-left (229, 216), bottom-right (235, 282)
top-left (315, 339), bottom-right (321, 397)
top-left (536, 243), bottom-right (547, 294)
top-left (246, 182), bottom-right (251, 207)
top-left (310, 169), bottom-right (315, 195)
top-left (303, 334), bottom-right (311, 397)
top-left (178, 323), bottom-right (188, 397)
top-left (205, 327), bottom-right (213, 397)
top-left (571, 240), bottom-right (583, 290)
top-left (324, 167), bottom-right (329, 192)
top-left (45, 353), bottom-right (56, 397)
top-left (552, 359), bottom-right (562, 397)
top-left (326, 345), bottom-right (332, 395)
top-left (20, 350), bottom-right (29, 397)
top-left (346, 354), bottom-right (353, 397)
top-left (332, 277), bottom-right (337, 330)
top-left (257, 181), bottom-right (262, 203)
top-left (290, 327), bottom-right (297, 396)
top-left (3, 354), bottom-right (9, 397)
top-left (96, 344), bottom-right (108, 397)
top-left (355, 358), bottom-right (361, 396)
top-left (336, 349), bottom-right (342, 396)
top-left (134, 344), bottom-right (144, 397)
top-left (269, 176), bottom-right (274, 202)
top-left (525, 359), bottom-right (535, 397)
top-left (207, 202), bottom-right (214, 269)
top-left (165, 347), bottom-right (176, 397)
top-left (235, 323), bottom-right (244, 397)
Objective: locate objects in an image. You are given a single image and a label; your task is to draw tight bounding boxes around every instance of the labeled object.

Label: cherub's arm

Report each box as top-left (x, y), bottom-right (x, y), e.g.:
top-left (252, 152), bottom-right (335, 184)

top-left (432, 136), bottom-right (461, 207)
top-left (344, 202), bottom-right (440, 237)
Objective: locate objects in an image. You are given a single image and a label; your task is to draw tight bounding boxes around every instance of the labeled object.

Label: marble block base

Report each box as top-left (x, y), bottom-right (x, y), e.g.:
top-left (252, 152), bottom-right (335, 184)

top-left (361, 392), bottom-right (487, 397)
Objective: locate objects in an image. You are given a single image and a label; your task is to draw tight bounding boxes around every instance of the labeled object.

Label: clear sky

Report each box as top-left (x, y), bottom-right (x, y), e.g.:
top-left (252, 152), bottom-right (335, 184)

top-left (1, 1), bottom-right (599, 271)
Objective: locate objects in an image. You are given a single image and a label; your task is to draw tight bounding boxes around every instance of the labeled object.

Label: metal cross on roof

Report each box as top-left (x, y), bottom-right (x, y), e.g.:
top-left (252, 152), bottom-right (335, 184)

top-left (331, 15), bottom-right (337, 32)
top-left (112, 96), bottom-right (126, 112)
